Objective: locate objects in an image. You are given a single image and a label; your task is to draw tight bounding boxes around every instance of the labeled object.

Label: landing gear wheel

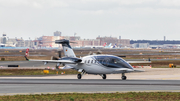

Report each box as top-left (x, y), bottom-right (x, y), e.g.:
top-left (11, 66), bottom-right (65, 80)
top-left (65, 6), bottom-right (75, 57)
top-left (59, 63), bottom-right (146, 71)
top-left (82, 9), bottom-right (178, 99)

top-left (77, 74), bottom-right (82, 79)
top-left (121, 76), bottom-right (127, 80)
top-left (102, 74), bottom-right (106, 79)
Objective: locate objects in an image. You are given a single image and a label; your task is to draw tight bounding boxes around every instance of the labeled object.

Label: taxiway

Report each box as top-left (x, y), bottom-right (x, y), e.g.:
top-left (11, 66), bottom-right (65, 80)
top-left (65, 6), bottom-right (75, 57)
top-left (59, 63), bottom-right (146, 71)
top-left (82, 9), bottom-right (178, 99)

top-left (1, 65), bottom-right (180, 95)
top-left (0, 79), bottom-right (180, 96)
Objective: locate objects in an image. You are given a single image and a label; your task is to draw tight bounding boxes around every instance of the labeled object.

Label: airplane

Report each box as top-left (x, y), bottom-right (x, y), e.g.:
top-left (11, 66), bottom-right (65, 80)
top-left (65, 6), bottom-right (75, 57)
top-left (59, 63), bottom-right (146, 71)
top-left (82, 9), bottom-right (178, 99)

top-left (25, 39), bottom-right (151, 80)
top-left (0, 43), bottom-right (16, 47)
top-left (104, 43), bottom-right (112, 48)
top-left (83, 43), bottom-right (107, 49)
top-left (112, 44), bottom-right (118, 48)
top-left (103, 43), bottom-right (107, 47)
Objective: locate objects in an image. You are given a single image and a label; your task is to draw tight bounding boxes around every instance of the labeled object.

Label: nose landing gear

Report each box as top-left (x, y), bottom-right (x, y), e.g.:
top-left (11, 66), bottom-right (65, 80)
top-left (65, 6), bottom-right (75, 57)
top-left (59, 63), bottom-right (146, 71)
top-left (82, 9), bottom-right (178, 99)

top-left (121, 73), bottom-right (127, 80)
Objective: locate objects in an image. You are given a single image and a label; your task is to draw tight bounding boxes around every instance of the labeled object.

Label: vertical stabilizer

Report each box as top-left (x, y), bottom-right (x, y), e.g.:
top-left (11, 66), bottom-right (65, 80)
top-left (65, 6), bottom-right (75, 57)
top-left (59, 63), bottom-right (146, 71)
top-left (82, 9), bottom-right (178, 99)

top-left (108, 43), bottom-right (112, 47)
top-left (55, 39), bottom-right (76, 57)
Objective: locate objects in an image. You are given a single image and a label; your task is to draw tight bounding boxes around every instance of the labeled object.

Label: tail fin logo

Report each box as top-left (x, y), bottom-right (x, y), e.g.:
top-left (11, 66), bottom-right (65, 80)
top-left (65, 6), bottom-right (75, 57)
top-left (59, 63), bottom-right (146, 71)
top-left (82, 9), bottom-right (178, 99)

top-left (103, 43), bottom-right (107, 47)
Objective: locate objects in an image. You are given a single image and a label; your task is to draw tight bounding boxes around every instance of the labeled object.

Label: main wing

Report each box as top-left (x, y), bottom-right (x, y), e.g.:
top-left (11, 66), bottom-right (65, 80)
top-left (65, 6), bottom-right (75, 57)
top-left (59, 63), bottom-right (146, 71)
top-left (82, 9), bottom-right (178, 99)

top-left (25, 56), bottom-right (78, 64)
top-left (29, 59), bottom-right (76, 64)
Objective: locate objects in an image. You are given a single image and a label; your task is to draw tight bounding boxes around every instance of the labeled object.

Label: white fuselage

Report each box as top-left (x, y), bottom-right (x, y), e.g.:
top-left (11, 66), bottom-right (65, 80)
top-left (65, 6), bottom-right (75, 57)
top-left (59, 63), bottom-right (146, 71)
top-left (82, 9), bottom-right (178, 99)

top-left (67, 55), bottom-right (134, 74)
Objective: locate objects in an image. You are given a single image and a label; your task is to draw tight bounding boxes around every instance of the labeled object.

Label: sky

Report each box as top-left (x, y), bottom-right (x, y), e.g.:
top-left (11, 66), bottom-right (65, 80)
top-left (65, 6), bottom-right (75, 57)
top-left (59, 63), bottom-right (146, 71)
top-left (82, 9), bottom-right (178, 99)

top-left (0, 0), bottom-right (180, 40)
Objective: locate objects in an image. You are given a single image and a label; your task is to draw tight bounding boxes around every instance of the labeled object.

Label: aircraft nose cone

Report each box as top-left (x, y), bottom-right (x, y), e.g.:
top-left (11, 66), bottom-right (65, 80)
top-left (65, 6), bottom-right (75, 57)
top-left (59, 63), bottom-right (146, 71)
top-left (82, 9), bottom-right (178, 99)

top-left (128, 65), bottom-right (134, 71)
top-left (124, 62), bottom-right (134, 70)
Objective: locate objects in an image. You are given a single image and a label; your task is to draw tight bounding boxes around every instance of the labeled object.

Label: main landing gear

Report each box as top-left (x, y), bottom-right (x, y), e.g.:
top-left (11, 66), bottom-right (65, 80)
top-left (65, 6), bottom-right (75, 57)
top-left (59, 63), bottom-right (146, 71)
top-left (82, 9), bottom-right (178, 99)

top-left (121, 73), bottom-right (127, 80)
top-left (100, 74), bottom-right (106, 79)
top-left (77, 70), bottom-right (86, 79)
top-left (77, 74), bottom-right (81, 79)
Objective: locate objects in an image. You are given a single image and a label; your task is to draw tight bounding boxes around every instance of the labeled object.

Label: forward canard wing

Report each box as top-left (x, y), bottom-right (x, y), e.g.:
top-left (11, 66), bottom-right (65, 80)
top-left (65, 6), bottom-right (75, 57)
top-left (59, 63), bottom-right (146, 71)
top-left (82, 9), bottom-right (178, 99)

top-left (126, 61), bottom-right (151, 63)
top-left (114, 68), bottom-right (145, 73)
top-left (115, 68), bottom-right (134, 72)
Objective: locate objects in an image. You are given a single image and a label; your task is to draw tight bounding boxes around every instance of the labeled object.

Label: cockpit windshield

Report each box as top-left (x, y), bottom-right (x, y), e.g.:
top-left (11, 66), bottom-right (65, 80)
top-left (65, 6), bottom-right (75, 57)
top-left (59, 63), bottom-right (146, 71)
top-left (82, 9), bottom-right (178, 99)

top-left (95, 56), bottom-right (132, 69)
top-left (109, 58), bottom-right (124, 64)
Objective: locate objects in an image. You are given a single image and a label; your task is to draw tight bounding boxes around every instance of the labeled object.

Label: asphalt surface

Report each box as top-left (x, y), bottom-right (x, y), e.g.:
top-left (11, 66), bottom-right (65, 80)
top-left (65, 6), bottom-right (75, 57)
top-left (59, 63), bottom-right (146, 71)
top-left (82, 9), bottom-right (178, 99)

top-left (1, 58), bottom-right (180, 68)
top-left (1, 61), bottom-right (180, 95)
top-left (0, 79), bottom-right (180, 95)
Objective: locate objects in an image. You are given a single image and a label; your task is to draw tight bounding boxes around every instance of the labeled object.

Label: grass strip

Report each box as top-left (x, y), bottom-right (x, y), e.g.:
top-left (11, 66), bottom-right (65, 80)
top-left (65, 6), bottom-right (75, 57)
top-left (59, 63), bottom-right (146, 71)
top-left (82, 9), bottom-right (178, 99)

top-left (0, 69), bottom-right (78, 76)
top-left (0, 92), bottom-right (180, 101)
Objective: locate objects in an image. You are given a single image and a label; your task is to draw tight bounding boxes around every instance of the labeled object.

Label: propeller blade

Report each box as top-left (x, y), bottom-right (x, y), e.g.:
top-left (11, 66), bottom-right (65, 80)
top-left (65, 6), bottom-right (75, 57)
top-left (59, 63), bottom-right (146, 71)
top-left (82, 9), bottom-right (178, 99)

top-left (96, 50), bottom-right (102, 54)
top-left (51, 56), bottom-right (59, 60)
top-left (88, 51), bottom-right (93, 55)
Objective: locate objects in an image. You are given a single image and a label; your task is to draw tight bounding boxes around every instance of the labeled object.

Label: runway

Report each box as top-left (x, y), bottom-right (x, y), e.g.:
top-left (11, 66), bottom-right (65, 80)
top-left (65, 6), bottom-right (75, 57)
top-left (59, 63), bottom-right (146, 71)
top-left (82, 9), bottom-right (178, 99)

top-left (1, 64), bottom-right (180, 95)
top-left (0, 78), bottom-right (180, 95)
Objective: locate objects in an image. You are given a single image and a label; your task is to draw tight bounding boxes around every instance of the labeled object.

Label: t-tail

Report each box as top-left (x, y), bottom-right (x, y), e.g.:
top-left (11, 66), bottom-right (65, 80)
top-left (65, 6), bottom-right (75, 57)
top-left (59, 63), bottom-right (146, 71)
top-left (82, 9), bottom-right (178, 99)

top-left (55, 39), bottom-right (76, 57)
top-left (108, 43), bottom-right (112, 47)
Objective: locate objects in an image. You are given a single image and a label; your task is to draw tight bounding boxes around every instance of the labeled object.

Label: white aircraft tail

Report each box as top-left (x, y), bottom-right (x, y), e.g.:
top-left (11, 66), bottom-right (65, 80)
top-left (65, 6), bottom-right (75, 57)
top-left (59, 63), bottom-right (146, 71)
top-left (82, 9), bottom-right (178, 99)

top-left (108, 43), bottom-right (112, 47)
top-left (55, 39), bottom-right (76, 57)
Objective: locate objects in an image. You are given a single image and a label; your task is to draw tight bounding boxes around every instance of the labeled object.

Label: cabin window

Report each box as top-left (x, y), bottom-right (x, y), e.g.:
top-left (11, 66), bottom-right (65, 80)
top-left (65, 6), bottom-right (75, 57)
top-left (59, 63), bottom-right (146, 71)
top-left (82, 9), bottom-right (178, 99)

top-left (99, 60), bottom-right (102, 63)
top-left (88, 60), bottom-right (90, 63)
top-left (91, 60), bottom-right (93, 63)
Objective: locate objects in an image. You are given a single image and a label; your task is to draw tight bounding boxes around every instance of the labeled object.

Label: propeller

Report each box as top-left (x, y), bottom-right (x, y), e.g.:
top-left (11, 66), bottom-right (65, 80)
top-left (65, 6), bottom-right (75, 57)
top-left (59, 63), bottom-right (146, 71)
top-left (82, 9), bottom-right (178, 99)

top-left (51, 56), bottom-right (59, 60)
top-left (88, 51), bottom-right (93, 55)
top-left (96, 50), bottom-right (102, 54)
top-left (50, 50), bottom-right (65, 69)
top-left (51, 50), bottom-right (62, 60)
